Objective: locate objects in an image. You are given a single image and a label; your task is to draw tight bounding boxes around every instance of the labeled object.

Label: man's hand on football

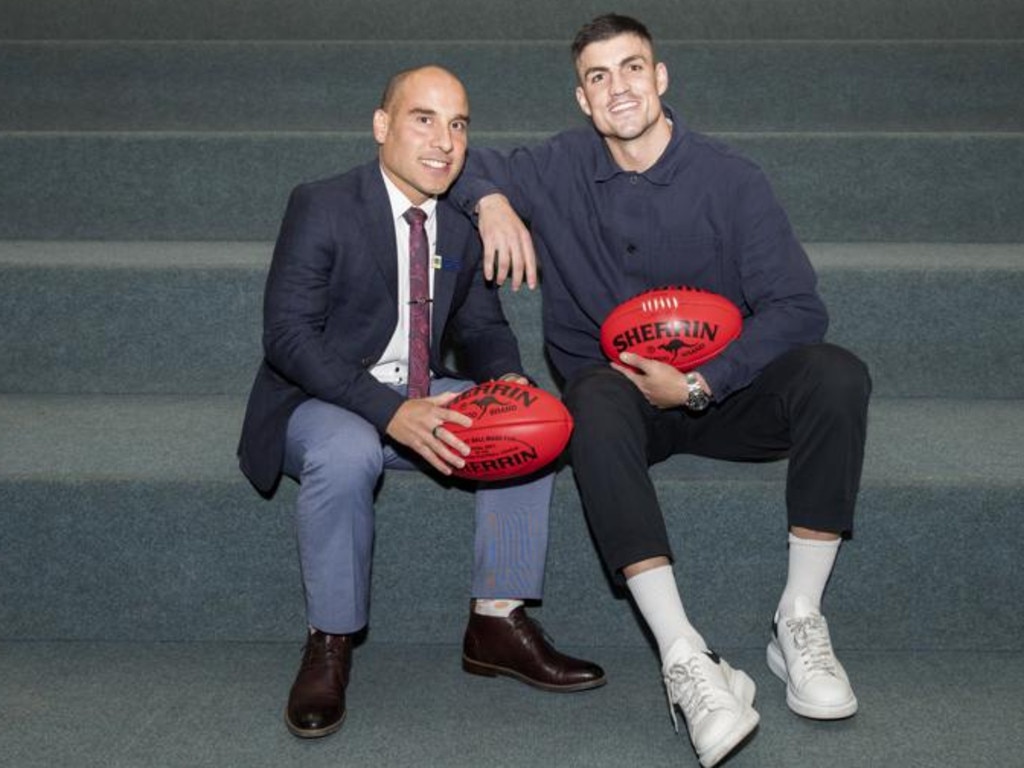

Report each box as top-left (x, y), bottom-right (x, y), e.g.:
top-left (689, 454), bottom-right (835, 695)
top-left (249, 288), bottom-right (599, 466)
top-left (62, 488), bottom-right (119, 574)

top-left (385, 392), bottom-right (472, 475)
top-left (612, 353), bottom-right (711, 410)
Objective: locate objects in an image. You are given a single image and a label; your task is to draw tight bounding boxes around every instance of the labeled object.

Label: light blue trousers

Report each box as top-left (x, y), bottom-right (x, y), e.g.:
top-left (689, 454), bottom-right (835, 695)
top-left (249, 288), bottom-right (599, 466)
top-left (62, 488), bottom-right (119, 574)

top-left (282, 378), bottom-right (553, 634)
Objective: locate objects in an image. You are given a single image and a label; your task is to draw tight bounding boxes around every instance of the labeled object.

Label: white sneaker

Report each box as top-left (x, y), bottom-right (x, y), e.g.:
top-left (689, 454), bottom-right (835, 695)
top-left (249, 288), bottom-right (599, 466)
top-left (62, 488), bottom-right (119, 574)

top-left (662, 637), bottom-right (760, 768)
top-left (766, 595), bottom-right (858, 719)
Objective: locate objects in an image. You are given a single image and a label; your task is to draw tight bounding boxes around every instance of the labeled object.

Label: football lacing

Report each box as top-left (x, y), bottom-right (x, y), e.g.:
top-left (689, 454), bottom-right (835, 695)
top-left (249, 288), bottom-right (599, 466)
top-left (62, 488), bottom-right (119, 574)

top-left (641, 295), bottom-right (679, 314)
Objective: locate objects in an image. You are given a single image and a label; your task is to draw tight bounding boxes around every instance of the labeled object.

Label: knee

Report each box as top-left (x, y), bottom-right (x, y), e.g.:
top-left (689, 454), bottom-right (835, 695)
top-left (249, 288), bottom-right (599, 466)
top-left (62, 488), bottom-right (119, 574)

top-left (302, 430), bottom-right (383, 493)
top-left (563, 366), bottom-right (649, 456)
top-left (564, 366), bottom-right (641, 425)
top-left (799, 344), bottom-right (872, 408)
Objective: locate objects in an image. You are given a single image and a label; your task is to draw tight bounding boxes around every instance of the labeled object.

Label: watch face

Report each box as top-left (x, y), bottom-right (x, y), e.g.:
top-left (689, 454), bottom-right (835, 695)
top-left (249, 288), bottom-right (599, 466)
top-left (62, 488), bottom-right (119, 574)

top-left (683, 373), bottom-right (709, 410)
top-left (686, 382), bottom-right (710, 411)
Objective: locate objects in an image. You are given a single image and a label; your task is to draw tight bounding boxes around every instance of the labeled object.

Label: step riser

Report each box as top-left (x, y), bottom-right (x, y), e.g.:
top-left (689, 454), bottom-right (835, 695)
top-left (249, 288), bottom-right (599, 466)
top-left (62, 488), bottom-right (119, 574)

top-left (2, 257), bottom-right (1021, 397)
top-left (4, 42), bottom-right (1021, 133)
top-left (0, 261), bottom-right (265, 395)
top-left (5, 0), bottom-right (1023, 40)
top-left (2, 476), bottom-right (1018, 650)
top-left (3, 134), bottom-right (1020, 242)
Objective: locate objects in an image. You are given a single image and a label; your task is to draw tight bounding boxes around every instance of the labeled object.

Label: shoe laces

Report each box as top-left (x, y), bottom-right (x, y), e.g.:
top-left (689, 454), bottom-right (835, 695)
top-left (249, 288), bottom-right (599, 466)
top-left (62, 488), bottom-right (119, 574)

top-left (785, 613), bottom-right (839, 676)
top-left (301, 634), bottom-right (346, 671)
top-left (512, 611), bottom-right (558, 649)
top-left (663, 656), bottom-right (718, 733)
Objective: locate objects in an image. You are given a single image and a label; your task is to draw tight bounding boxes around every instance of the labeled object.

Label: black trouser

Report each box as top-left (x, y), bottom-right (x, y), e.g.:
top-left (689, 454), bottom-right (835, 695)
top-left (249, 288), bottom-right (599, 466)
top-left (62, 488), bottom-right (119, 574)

top-left (562, 343), bottom-right (872, 581)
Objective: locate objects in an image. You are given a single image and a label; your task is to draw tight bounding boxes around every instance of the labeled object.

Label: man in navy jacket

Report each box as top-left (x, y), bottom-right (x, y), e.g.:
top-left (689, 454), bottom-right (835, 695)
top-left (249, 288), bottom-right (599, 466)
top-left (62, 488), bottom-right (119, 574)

top-left (452, 15), bottom-right (871, 768)
top-left (239, 65), bottom-right (604, 740)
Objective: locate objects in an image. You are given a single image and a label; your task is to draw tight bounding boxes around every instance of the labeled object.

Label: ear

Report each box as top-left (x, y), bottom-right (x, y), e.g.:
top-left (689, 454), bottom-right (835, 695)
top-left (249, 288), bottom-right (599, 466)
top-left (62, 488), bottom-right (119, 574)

top-left (655, 62), bottom-right (669, 97)
top-left (372, 109), bottom-right (389, 145)
top-left (574, 85), bottom-right (593, 118)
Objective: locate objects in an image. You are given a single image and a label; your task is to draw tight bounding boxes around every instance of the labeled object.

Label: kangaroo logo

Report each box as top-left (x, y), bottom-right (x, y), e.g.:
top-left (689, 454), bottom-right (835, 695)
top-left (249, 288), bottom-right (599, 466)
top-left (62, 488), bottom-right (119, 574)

top-left (658, 338), bottom-right (698, 361)
top-left (466, 394), bottom-right (504, 417)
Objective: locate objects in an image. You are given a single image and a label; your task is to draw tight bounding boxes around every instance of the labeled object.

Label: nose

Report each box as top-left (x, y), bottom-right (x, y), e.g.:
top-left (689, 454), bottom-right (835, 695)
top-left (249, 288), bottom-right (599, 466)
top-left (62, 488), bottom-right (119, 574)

top-left (609, 71), bottom-right (629, 96)
top-left (432, 124), bottom-right (453, 153)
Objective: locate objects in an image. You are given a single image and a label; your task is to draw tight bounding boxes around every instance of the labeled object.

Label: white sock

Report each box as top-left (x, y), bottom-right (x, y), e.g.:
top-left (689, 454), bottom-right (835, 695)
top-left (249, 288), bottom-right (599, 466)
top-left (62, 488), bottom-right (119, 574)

top-left (473, 598), bottom-right (523, 617)
top-left (626, 565), bottom-right (706, 661)
top-left (777, 533), bottom-right (841, 618)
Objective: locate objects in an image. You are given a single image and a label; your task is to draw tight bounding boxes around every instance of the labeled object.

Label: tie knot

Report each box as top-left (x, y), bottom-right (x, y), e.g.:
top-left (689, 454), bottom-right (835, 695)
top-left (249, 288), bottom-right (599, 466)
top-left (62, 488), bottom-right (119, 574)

top-left (404, 207), bottom-right (427, 228)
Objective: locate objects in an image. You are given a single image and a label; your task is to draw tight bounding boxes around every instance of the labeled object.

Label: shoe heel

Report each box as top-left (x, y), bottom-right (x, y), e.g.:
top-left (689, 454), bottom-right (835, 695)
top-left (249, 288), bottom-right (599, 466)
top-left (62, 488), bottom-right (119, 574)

top-left (462, 656), bottom-right (497, 678)
top-left (732, 670), bottom-right (757, 708)
top-left (765, 640), bottom-right (788, 683)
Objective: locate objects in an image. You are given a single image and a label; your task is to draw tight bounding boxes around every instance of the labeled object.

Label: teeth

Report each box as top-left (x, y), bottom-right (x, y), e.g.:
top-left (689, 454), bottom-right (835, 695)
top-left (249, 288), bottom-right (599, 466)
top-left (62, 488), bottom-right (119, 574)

top-left (422, 159), bottom-right (448, 169)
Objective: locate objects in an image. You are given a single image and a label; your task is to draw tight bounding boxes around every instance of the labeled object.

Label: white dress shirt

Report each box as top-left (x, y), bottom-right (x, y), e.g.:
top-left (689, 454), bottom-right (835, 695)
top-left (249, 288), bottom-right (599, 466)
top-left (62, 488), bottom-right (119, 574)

top-left (370, 168), bottom-right (438, 386)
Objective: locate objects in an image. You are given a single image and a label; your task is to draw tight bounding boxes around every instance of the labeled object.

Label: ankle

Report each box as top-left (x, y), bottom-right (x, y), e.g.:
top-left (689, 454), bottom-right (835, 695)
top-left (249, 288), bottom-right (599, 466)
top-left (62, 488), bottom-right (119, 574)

top-left (472, 598), bottom-right (524, 618)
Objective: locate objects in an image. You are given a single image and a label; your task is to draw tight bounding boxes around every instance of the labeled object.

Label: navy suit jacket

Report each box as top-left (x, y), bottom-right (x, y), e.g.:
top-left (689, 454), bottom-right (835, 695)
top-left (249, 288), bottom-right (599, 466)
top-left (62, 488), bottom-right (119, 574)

top-left (238, 161), bottom-right (524, 495)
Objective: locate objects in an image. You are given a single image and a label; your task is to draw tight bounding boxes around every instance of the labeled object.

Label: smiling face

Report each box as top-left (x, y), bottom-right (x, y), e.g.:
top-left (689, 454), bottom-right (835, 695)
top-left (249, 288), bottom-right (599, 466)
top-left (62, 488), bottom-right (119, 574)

top-left (573, 33), bottom-right (670, 166)
top-left (373, 66), bottom-right (470, 204)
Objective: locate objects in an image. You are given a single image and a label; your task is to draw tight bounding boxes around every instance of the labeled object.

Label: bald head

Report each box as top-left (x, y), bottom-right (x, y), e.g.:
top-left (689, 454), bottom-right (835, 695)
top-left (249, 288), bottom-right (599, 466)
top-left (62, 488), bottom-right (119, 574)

top-left (372, 66), bottom-right (471, 204)
top-left (379, 65), bottom-right (466, 111)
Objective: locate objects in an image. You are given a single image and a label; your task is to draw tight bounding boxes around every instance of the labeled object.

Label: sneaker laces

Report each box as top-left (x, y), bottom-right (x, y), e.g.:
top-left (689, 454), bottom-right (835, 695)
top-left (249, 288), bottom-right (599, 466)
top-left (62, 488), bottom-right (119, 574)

top-left (786, 614), bottom-right (839, 676)
top-left (663, 656), bottom-right (717, 733)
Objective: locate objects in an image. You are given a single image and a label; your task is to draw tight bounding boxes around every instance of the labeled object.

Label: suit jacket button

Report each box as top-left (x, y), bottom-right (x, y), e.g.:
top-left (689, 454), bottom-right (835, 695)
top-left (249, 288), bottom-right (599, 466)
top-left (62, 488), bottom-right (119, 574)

top-left (361, 357), bottom-right (373, 367)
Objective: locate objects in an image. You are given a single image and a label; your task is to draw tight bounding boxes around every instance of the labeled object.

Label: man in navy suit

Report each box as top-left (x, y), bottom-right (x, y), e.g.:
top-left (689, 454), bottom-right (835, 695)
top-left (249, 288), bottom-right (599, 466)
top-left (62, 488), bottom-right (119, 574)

top-left (238, 65), bottom-right (604, 739)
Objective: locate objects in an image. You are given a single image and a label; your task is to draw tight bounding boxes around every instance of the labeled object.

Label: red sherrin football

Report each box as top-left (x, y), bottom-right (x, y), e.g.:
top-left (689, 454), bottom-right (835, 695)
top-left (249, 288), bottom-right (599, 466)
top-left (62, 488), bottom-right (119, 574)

top-left (445, 381), bottom-right (573, 481)
top-left (600, 286), bottom-right (742, 372)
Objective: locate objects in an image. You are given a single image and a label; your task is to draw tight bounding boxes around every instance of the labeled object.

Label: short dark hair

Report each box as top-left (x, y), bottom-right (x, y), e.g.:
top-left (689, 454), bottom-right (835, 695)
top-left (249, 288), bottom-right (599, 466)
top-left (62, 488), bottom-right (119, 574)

top-left (570, 13), bottom-right (654, 63)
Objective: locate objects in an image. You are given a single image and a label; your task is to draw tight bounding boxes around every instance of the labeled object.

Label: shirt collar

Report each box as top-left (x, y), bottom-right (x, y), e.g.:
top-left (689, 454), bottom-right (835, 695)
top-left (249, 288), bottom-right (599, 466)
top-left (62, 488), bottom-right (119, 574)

top-left (592, 105), bottom-right (687, 186)
top-left (379, 165), bottom-right (438, 224)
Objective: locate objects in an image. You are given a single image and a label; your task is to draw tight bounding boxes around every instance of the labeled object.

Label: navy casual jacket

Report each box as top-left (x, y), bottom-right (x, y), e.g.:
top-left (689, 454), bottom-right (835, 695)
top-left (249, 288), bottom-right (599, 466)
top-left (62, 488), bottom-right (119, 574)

top-left (452, 112), bottom-right (828, 401)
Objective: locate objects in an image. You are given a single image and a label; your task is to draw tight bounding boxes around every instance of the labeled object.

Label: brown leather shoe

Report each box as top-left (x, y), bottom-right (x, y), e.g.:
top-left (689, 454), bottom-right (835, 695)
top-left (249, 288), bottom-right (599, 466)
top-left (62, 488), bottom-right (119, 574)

top-left (285, 629), bottom-right (351, 738)
top-left (462, 607), bottom-right (606, 692)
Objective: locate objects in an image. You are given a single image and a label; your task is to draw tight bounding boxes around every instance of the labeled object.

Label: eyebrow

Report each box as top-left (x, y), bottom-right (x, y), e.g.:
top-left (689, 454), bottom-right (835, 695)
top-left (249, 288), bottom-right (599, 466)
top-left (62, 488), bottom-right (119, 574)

top-left (582, 54), bottom-right (647, 80)
top-left (408, 107), bottom-right (471, 124)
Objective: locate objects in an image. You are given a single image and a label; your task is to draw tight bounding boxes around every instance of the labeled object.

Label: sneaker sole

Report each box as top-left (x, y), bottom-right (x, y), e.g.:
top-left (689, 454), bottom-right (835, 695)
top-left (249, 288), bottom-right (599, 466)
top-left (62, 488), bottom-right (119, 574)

top-left (766, 640), bottom-right (858, 720)
top-left (694, 667), bottom-right (759, 768)
top-left (698, 701), bottom-right (760, 768)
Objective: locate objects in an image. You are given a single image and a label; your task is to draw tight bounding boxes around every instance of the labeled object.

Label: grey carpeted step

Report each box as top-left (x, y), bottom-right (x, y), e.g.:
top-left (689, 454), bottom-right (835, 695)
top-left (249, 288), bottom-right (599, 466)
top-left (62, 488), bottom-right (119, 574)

top-left (2, 132), bottom-right (1022, 241)
top-left (2, 242), bottom-right (1020, 398)
top-left (811, 244), bottom-right (1024, 397)
top-left (4, 41), bottom-right (1021, 133)
top-left (2, 394), bottom-right (1020, 649)
top-left (0, 242), bottom-right (266, 395)
top-left (2, 642), bottom-right (1022, 768)
top-left (5, 0), bottom-right (1023, 40)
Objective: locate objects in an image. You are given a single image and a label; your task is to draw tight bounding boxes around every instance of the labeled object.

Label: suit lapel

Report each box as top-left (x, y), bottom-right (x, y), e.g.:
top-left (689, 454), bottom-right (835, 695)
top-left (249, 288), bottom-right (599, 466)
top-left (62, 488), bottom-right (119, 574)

top-left (360, 164), bottom-right (399, 301)
top-left (431, 206), bottom-right (460, 348)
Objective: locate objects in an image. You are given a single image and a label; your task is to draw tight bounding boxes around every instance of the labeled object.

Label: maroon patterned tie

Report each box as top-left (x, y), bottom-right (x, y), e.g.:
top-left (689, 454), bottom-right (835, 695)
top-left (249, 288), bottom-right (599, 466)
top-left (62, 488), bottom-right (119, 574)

top-left (403, 207), bottom-right (431, 399)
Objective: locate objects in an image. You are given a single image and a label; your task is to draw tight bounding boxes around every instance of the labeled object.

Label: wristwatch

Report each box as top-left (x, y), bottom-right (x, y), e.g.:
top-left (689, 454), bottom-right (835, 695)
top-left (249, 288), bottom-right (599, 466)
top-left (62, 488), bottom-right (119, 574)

top-left (683, 372), bottom-right (711, 412)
